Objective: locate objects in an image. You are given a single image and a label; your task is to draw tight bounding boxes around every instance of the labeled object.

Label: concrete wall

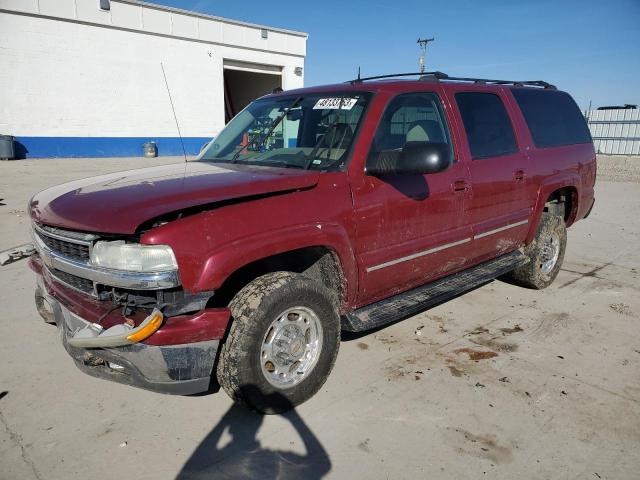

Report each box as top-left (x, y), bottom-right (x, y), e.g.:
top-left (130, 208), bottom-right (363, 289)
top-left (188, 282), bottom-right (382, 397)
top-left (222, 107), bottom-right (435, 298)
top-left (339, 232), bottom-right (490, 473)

top-left (0, 0), bottom-right (306, 157)
top-left (596, 154), bottom-right (640, 183)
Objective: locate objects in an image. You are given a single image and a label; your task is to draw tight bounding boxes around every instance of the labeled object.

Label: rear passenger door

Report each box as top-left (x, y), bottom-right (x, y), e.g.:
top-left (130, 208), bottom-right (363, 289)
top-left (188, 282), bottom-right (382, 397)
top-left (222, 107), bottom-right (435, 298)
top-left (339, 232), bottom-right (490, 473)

top-left (449, 88), bottom-right (533, 262)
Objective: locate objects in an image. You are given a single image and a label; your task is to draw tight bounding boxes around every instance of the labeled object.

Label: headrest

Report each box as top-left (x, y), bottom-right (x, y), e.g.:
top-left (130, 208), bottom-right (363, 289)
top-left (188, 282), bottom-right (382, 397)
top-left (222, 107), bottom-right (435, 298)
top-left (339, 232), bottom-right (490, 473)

top-left (406, 120), bottom-right (444, 143)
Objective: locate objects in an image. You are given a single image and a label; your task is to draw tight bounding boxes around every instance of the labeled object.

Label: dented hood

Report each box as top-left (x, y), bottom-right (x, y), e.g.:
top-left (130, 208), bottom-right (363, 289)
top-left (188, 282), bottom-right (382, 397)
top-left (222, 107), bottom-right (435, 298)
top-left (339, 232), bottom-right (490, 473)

top-left (29, 162), bottom-right (320, 234)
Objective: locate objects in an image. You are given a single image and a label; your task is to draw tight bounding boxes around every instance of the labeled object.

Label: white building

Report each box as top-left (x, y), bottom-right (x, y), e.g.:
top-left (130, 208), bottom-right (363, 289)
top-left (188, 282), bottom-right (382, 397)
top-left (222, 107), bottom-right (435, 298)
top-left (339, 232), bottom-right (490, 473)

top-left (0, 0), bottom-right (307, 157)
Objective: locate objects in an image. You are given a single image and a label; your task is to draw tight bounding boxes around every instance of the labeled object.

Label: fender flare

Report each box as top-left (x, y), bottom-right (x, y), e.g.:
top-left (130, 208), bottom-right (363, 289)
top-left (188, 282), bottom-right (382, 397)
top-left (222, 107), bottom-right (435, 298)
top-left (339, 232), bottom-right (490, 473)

top-left (192, 222), bottom-right (358, 307)
top-left (526, 173), bottom-right (581, 244)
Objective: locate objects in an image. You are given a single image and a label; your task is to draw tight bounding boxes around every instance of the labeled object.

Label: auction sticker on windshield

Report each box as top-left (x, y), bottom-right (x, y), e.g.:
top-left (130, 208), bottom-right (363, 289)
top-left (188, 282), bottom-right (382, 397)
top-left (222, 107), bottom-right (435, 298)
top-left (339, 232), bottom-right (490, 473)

top-left (313, 97), bottom-right (358, 110)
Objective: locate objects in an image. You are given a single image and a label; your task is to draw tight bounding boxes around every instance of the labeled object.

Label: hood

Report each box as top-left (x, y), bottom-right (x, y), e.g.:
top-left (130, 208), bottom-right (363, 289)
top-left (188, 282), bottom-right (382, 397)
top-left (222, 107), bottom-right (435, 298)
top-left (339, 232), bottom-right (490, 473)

top-left (29, 162), bottom-right (320, 234)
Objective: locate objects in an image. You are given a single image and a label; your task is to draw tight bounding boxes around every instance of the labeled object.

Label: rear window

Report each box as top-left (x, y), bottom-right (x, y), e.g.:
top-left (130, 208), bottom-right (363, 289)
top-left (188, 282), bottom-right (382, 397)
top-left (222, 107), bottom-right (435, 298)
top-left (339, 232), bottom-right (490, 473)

top-left (455, 92), bottom-right (518, 160)
top-left (511, 89), bottom-right (592, 148)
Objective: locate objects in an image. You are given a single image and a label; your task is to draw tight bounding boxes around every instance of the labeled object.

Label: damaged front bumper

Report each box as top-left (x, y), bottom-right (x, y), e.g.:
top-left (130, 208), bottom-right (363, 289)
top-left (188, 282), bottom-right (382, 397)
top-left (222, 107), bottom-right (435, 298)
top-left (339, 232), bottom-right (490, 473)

top-left (30, 254), bottom-right (230, 396)
top-left (66, 308), bottom-right (165, 349)
top-left (41, 287), bottom-right (220, 395)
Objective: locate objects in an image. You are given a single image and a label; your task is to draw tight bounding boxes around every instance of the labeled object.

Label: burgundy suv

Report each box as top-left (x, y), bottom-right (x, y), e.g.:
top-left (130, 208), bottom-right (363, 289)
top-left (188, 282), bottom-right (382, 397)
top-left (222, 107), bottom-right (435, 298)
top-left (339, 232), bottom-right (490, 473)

top-left (29, 72), bottom-right (596, 413)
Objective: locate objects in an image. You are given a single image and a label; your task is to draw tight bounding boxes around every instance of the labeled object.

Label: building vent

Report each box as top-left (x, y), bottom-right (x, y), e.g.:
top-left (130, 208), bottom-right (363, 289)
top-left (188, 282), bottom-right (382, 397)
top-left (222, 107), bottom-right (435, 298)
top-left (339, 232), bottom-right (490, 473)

top-left (99, 0), bottom-right (110, 11)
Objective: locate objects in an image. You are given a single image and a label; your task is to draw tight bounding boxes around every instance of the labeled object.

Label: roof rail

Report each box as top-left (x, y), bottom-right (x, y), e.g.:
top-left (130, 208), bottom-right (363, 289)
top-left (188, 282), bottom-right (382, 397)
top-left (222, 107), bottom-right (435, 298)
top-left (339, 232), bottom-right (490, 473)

top-left (348, 71), bottom-right (447, 83)
top-left (349, 71), bottom-right (556, 89)
top-left (425, 73), bottom-right (556, 90)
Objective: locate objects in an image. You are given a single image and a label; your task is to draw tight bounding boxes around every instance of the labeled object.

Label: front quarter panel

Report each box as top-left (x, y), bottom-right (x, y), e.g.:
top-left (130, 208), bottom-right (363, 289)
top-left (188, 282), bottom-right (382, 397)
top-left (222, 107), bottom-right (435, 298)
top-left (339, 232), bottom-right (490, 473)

top-left (141, 173), bottom-right (358, 305)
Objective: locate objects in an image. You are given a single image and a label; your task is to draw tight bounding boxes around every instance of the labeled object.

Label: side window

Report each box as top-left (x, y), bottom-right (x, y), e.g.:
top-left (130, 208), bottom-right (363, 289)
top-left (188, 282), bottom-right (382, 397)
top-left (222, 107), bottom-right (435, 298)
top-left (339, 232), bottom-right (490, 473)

top-left (511, 88), bottom-right (592, 148)
top-left (455, 92), bottom-right (518, 159)
top-left (367, 92), bottom-right (452, 172)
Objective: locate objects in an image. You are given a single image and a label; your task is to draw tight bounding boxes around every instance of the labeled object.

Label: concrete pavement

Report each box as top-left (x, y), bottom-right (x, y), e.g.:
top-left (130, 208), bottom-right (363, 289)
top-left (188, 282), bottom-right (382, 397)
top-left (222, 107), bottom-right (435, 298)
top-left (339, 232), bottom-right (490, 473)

top-left (1, 157), bottom-right (639, 479)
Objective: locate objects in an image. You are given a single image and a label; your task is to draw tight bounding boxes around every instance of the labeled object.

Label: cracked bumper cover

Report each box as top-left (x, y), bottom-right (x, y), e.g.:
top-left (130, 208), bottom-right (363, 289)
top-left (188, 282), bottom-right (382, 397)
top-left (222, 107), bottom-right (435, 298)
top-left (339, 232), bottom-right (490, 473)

top-left (30, 255), bottom-right (228, 396)
top-left (53, 296), bottom-right (219, 395)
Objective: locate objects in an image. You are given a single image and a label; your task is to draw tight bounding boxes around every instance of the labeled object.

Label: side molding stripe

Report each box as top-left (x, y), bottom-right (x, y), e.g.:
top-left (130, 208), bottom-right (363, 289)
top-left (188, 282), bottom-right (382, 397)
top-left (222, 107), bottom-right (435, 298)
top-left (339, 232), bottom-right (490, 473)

top-left (366, 238), bottom-right (471, 272)
top-left (474, 219), bottom-right (529, 239)
top-left (366, 219), bottom-right (529, 273)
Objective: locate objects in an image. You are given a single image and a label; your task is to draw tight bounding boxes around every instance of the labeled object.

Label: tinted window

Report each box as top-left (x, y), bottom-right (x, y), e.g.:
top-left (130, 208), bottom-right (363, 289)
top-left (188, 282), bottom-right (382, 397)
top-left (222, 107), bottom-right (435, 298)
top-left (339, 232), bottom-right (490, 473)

top-left (367, 92), bottom-right (453, 172)
top-left (455, 92), bottom-right (518, 159)
top-left (512, 89), bottom-right (591, 148)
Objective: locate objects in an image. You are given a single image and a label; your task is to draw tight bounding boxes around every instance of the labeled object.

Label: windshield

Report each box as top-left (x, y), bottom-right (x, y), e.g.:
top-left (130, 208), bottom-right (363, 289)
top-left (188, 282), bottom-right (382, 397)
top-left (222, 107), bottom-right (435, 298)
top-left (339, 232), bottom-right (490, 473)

top-left (199, 92), bottom-right (372, 170)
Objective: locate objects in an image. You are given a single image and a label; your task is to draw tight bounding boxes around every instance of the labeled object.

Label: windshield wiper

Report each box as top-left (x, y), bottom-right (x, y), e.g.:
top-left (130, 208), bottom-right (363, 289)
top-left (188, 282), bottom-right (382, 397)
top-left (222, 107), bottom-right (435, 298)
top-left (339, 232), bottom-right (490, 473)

top-left (250, 160), bottom-right (304, 169)
top-left (230, 95), bottom-right (303, 164)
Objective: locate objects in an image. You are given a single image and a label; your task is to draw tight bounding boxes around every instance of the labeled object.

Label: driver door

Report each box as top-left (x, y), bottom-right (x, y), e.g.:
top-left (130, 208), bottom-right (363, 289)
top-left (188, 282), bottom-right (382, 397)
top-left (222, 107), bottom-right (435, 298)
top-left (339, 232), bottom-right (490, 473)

top-left (351, 91), bottom-right (472, 306)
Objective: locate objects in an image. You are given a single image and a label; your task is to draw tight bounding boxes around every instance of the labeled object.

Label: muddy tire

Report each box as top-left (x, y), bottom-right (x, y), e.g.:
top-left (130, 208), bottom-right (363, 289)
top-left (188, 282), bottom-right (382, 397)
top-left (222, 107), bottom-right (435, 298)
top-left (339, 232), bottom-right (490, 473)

top-left (508, 212), bottom-right (567, 289)
top-left (216, 272), bottom-right (340, 414)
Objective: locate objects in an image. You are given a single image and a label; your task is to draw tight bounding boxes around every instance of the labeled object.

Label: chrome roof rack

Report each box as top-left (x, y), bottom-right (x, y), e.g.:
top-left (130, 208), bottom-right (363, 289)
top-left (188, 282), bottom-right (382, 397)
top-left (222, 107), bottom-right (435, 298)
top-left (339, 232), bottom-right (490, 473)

top-left (349, 71), bottom-right (556, 90)
top-left (347, 71), bottom-right (446, 83)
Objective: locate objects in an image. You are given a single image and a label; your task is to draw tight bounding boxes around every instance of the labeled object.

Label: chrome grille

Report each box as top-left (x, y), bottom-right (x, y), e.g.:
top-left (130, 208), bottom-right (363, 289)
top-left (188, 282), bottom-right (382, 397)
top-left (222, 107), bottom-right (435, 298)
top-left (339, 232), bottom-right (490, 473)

top-left (38, 235), bottom-right (90, 260)
top-left (34, 224), bottom-right (98, 262)
top-left (34, 223), bottom-right (100, 296)
top-left (50, 268), bottom-right (94, 294)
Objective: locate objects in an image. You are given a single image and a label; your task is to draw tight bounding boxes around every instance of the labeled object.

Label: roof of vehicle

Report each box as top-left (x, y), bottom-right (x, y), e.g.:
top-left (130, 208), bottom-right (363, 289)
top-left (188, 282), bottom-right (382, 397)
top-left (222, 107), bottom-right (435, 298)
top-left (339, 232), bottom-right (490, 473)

top-left (267, 71), bottom-right (560, 99)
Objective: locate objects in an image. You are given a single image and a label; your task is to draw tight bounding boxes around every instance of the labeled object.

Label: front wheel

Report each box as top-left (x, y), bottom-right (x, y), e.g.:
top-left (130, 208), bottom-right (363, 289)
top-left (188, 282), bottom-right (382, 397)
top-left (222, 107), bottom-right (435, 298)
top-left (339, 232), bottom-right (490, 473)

top-left (217, 272), bottom-right (340, 414)
top-left (508, 212), bottom-right (567, 289)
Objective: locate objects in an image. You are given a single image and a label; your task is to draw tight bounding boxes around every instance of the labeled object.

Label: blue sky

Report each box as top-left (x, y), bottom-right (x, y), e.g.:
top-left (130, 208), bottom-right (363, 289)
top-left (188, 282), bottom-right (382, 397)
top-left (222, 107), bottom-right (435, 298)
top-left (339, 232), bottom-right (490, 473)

top-left (153, 0), bottom-right (639, 110)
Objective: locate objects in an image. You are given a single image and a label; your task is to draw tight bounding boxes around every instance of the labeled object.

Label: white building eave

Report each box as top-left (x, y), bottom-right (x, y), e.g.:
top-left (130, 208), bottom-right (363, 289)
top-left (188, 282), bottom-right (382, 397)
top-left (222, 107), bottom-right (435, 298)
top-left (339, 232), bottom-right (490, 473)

top-left (0, 0), bottom-right (308, 57)
top-left (120, 0), bottom-right (308, 38)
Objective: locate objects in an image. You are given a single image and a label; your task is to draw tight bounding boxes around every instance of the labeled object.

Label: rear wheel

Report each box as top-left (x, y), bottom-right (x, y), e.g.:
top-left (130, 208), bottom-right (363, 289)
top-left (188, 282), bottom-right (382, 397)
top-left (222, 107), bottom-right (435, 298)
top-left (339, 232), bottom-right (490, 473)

top-left (508, 212), bottom-right (567, 289)
top-left (217, 272), bottom-right (340, 414)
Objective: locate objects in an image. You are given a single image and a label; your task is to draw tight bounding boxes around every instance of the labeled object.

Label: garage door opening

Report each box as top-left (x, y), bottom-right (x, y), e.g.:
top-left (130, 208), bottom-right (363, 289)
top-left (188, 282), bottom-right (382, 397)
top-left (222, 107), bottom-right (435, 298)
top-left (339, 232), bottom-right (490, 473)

top-left (223, 64), bottom-right (282, 123)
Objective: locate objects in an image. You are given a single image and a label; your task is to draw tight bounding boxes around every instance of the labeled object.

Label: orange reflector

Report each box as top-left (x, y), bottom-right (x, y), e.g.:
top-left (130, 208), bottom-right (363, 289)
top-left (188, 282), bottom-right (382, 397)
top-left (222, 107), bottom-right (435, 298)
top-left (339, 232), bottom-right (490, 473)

top-left (126, 311), bottom-right (163, 343)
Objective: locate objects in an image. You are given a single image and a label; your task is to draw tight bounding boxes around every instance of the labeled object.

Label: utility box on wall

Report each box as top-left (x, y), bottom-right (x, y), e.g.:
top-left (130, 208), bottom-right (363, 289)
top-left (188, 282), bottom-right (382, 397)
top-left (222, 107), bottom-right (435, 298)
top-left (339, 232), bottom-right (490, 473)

top-left (0, 135), bottom-right (15, 160)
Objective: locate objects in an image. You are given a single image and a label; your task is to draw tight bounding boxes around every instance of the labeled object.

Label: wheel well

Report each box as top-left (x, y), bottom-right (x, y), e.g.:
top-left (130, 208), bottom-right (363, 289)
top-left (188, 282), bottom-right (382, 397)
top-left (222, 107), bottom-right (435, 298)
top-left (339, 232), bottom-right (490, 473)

top-left (544, 187), bottom-right (578, 225)
top-left (207, 246), bottom-right (345, 310)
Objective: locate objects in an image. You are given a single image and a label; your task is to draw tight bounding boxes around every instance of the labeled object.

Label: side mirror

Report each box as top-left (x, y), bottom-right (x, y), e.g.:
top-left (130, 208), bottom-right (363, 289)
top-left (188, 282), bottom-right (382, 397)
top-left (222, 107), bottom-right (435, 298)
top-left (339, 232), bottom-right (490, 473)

top-left (199, 140), bottom-right (211, 154)
top-left (286, 108), bottom-right (303, 121)
top-left (367, 141), bottom-right (453, 176)
top-left (397, 141), bottom-right (452, 174)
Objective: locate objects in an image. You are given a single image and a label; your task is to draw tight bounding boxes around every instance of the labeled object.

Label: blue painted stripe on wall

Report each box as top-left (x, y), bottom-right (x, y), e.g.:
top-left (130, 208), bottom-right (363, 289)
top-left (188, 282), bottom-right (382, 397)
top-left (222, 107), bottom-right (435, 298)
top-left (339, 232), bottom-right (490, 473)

top-left (13, 137), bottom-right (213, 158)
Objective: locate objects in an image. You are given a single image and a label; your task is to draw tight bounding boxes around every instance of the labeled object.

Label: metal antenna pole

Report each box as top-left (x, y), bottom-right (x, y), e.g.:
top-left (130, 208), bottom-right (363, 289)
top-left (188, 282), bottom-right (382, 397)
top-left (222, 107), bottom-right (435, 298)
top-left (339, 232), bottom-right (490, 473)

top-left (160, 62), bottom-right (188, 163)
top-left (417, 37), bottom-right (435, 73)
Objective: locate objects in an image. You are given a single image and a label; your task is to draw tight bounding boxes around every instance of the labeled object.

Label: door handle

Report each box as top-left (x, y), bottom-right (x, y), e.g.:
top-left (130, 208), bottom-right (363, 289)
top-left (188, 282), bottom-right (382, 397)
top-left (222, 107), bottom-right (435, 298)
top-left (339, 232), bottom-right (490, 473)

top-left (452, 179), bottom-right (469, 192)
top-left (514, 169), bottom-right (526, 181)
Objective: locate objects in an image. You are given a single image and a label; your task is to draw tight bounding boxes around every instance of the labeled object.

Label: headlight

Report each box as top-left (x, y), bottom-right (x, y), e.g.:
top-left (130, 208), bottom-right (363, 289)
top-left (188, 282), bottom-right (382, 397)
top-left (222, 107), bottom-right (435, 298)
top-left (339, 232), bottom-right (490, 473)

top-left (90, 241), bottom-right (178, 272)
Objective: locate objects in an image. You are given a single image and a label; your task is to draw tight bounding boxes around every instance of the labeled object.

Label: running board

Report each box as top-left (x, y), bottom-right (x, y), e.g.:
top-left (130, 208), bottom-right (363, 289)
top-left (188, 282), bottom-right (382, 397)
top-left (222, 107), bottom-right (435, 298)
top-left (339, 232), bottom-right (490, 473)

top-left (342, 250), bottom-right (528, 332)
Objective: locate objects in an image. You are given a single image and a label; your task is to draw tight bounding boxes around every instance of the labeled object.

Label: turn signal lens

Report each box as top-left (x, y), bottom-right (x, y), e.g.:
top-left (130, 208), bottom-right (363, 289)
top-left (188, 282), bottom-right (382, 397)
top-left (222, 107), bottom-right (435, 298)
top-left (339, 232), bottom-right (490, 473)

top-left (126, 310), bottom-right (163, 343)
